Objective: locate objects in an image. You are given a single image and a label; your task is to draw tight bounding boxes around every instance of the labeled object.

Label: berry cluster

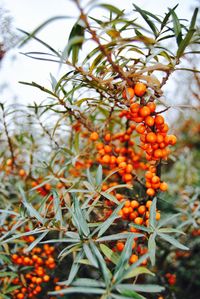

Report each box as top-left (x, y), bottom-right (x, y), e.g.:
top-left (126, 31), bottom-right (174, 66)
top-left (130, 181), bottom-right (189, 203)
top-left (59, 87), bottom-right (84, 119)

top-left (11, 243), bottom-right (56, 299)
top-left (165, 273), bottom-right (176, 286)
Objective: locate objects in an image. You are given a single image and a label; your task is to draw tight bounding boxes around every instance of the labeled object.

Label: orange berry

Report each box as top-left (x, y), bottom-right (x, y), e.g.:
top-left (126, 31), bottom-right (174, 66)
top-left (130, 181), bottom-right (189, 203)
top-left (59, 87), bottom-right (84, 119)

top-left (131, 200), bottom-right (139, 208)
top-left (156, 133), bottom-right (164, 143)
top-left (136, 124), bottom-right (146, 134)
top-left (129, 211), bottom-right (138, 220)
top-left (125, 164), bottom-right (133, 173)
top-left (160, 182), bottom-right (168, 191)
top-left (17, 294), bottom-right (24, 299)
top-left (96, 142), bottom-right (104, 150)
top-left (104, 133), bottom-right (111, 142)
top-left (116, 242), bottom-right (125, 251)
top-left (130, 226), bottom-right (138, 232)
top-left (146, 132), bottom-right (157, 143)
top-left (146, 201), bottom-right (152, 209)
top-left (116, 156), bottom-right (126, 164)
top-left (139, 106), bottom-right (151, 118)
top-left (44, 183), bottom-right (51, 191)
top-left (12, 254), bottom-right (18, 260)
top-left (122, 87), bottom-right (135, 100)
top-left (35, 286), bottom-right (42, 293)
top-left (19, 169), bottom-right (26, 177)
top-left (90, 132), bottom-right (99, 141)
top-left (147, 102), bottom-right (156, 112)
top-left (122, 207), bottom-right (130, 215)
top-left (104, 145), bottom-right (112, 153)
top-left (161, 123), bottom-right (169, 133)
top-left (138, 205), bottom-right (146, 215)
top-left (145, 116), bottom-right (154, 127)
top-left (156, 212), bottom-right (161, 220)
top-left (102, 155), bottom-right (111, 164)
top-left (149, 166), bottom-right (156, 173)
top-left (123, 173), bottom-right (132, 182)
top-left (134, 82), bottom-right (147, 97)
top-left (146, 188), bottom-right (155, 197)
top-left (130, 103), bottom-right (140, 113)
top-left (56, 182), bottom-right (63, 189)
top-left (129, 254), bottom-right (138, 264)
top-left (110, 155), bottom-right (117, 164)
top-left (6, 159), bottom-right (13, 166)
top-left (155, 115), bottom-right (164, 126)
top-left (119, 162), bottom-right (127, 169)
top-left (134, 217), bottom-right (143, 225)
top-left (153, 149), bottom-right (163, 159)
top-left (152, 182), bottom-right (160, 189)
top-left (146, 181), bottom-right (152, 188)
top-left (43, 275), bottom-right (50, 282)
top-left (146, 211), bottom-right (150, 218)
top-left (145, 171), bottom-right (153, 180)
top-left (124, 200), bottom-right (131, 207)
top-left (151, 176), bottom-right (160, 184)
top-left (168, 135), bottom-right (177, 145)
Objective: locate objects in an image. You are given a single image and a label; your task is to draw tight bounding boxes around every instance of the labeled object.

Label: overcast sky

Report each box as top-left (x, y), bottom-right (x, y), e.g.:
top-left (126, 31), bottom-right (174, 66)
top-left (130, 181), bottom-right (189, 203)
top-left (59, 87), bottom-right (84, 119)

top-left (0, 0), bottom-right (198, 107)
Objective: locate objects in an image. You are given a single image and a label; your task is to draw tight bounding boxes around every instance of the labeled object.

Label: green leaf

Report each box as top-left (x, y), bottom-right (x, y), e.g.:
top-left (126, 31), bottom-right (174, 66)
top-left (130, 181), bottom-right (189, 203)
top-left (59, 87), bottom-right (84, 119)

top-left (122, 253), bottom-right (149, 281)
top-left (73, 195), bottom-right (90, 237)
top-left (0, 271), bottom-right (18, 278)
top-left (169, 8), bottom-right (182, 45)
top-left (60, 250), bottom-right (84, 285)
top-left (97, 232), bottom-right (143, 242)
top-left (158, 228), bottom-right (185, 234)
top-left (74, 132), bottom-right (80, 154)
top-left (4, 285), bottom-right (21, 294)
top-left (117, 284), bottom-right (164, 293)
top-left (67, 20), bottom-right (85, 64)
top-left (73, 278), bottom-right (105, 288)
top-left (0, 294), bottom-right (10, 299)
top-left (160, 4), bottom-right (178, 30)
top-left (19, 29), bottom-right (60, 57)
top-left (111, 294), bottom-right (146, 299)
top-left (157, 213), bottom-right (180, 229)
top-left (94, 202), bottom-right (124, 238)
top-left (19, 186), bottom-right (45, 224)
top-left (124, 266), bottom-right (154, 279)
top-left (97, 4), bottom-right (124, 16)
top-left (96, 164), bottom-right (103, 185)
top-left (100, 244), bottom-right (120, 265)
top-left (133, 4), bottom-right (158, 36)
top-left (1, 228), bottom-right (48, 245)
top-left (114, 236), bottom-right (135, 283)
top-left (49, 287), bottom-right (104, 295)
top-left (19, 16), bottom-right (71, 47)
top-left (148, 233), bottom-right (156, 266)
top-left (52, 190), bottom-right (63, 226)
top-left (177, 8), bottom-right (198, 58)
top-left (100, 191), bottom-right (120, 205)
top-left (90, 53), bottom-right (105, 72)
top-left (24, 231), bottom-right (48, 253)
top-left (83, 243), bottom-right (98, 268)
top-left (0, 209), bottom-right (19, 216)
top-left (90, 242), bottom-right (111, 288)
top-left (129, 224), bottom-right (150, 233)
top-left (86, 167), bottom-right (95, 186)
top-left (158, 233), bottom-right (189, 250)
top-left (149, 198), bottom-right (157, 228)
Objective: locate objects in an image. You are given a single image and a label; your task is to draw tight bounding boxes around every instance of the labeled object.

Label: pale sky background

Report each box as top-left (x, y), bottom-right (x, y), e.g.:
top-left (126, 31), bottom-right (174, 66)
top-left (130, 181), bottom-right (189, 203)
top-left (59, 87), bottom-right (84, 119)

top-left (0, 0), bottom-right (198, 112)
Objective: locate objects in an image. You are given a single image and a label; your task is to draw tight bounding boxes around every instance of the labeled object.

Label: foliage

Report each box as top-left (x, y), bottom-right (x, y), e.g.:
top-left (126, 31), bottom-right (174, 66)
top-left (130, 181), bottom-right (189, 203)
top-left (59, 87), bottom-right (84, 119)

top-left (0, 1), bottom-right (200, 299)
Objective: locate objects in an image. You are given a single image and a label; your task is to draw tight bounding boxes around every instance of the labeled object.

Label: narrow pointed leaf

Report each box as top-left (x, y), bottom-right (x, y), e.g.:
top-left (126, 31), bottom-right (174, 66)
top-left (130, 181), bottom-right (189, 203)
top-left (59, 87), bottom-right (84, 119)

top-left (158, 233), bottom-right (189, 250)
top-left (148, 233), bottom-right (156, 266)
top-left (100, 244), bottom-right (120, 265)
